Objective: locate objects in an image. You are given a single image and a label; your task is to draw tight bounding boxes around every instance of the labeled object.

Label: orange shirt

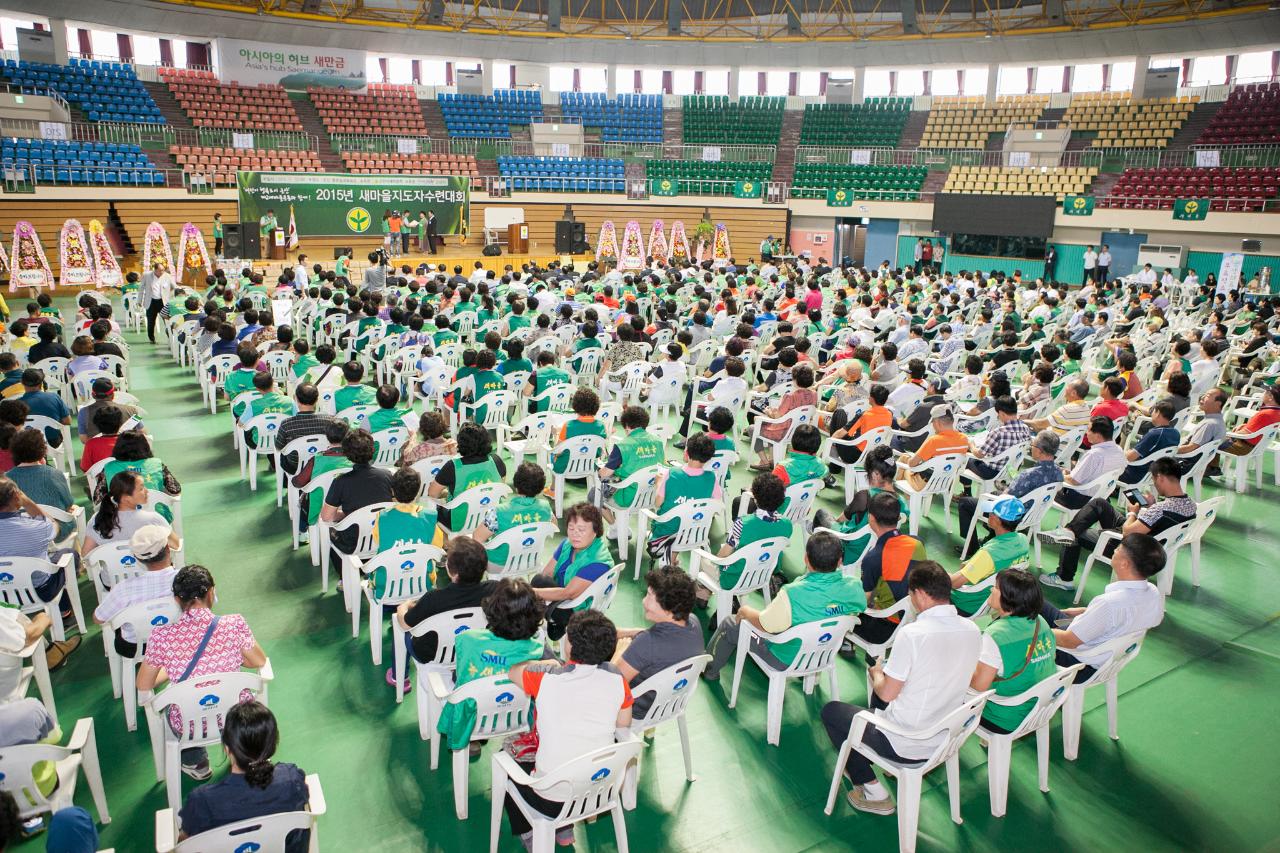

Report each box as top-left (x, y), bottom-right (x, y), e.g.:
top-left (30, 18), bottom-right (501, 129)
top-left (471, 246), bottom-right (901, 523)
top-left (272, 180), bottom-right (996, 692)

top-left (850, 405), bottom-right (893, 449)
top-left (914, 428), bottom-right (969, 462)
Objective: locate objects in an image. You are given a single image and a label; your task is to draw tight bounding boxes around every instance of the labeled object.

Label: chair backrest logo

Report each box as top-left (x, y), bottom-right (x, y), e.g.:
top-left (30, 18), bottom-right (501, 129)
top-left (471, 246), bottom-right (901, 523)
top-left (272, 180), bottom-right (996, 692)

top-left (150, 615), bottom-right (169, 626)
top-left (818, 632), bottom-right (833, 643)
top-left (198, 694), bottom-right (220, 708)
top-left (591, 767), bottom-right (611, 781)
top-left (673, 678), bottom-right (688, 691)
top-left (495, 691), bottom-right (515, 704)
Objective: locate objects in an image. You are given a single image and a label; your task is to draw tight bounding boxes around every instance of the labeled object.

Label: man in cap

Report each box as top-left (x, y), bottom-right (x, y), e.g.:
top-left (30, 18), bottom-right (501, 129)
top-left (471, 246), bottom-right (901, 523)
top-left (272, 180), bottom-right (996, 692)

top-left (76, 377), bottom-right (138, 440)
top-left (949, 496), bottom-right (1030, 616)
top-left (92, 525), bottom-right (179, 657)
top-left (957, 428), bottom-right (1063, 558)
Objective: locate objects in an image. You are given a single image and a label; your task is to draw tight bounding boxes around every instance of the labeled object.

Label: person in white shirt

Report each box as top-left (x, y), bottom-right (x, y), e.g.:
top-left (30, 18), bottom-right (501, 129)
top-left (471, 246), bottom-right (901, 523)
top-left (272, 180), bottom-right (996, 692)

top-left (1082, 246), bottom-right (1098, 285)
top-left (821, 561), bottom-right (981, 815)
top-left (292, 255), bottom-right (310, 289)
top-left (468, 261), bottom-right (488, 285)
top-left (141, 262), bottom-right (175, 344)
top-left (1161, 269), bottom-right (1176, 290)
top-left (1183, 270), bottom-right (1200, 290)
top-left (1040, 532), bottom-right (1166, 681)
top-left (92, 524), bottom-right (179, 656)
top-left (1056, 416), bottom-right (1126, 510)
top-left (1097, 246), bottom-right (1112, 283)
top-left (1136, 263), bottom-right (1157, 286)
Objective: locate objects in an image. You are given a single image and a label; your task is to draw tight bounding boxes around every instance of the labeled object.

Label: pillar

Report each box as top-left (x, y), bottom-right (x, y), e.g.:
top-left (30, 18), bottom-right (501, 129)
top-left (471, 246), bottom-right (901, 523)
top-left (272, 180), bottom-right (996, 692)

top-left (481, 58), bottom-right (495, 95)
top-left (607, 63), bottom-right (618, 97)
top-left (1131, 55), bottom-right (1149, 99)
top-left (728, 66), bottom-right (741, 98)
top-left (851, 66), bottom-right (865, 105)
top-left (985, 63), bottom-right (998, 104)
top-left (48, 17), bottom-right (69, 65)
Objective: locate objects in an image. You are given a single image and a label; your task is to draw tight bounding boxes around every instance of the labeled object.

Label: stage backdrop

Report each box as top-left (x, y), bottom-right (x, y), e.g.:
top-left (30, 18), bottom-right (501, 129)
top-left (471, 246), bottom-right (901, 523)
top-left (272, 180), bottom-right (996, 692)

top-left (237, 173), bottom-right (470, 237)
top-left (215, 38), bottom-right (366, 90)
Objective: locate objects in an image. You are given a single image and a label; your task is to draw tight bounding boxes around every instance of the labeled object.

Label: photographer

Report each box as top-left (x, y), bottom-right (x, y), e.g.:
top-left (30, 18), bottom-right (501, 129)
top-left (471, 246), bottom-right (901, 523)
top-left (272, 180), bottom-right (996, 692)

top-left (363, 250), bottom-right (389, 294)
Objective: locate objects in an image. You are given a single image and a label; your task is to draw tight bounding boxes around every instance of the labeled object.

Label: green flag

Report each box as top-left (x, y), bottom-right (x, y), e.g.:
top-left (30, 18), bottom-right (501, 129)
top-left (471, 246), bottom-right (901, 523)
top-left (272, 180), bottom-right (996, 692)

top-left (733, 180), bottom-right (762, 199)
top-left (650, 178), bottom-right (679, 197)
top-left (827, 188), bottom-right (854, 207)
top-left (1173, 198), bottom-right (1210, 221)
top-left (1063, 195), bottom-right (1094, 216)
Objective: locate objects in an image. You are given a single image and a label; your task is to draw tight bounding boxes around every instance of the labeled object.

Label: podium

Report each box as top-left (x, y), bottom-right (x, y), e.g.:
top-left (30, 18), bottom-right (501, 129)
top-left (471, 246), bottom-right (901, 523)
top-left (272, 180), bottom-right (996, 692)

top-left (507, 223), bottom-right (529, 254)
top-left (268, 228), bottom-right (286, 261)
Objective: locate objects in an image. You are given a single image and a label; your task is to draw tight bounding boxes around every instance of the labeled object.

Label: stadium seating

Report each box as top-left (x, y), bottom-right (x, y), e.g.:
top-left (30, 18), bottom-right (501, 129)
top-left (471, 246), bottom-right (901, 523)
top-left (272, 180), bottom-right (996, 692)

top-left (557, 93), bottom-right (662, 143)
top-left (682, 96), bottom-right (784, 145)
top-left (498, 155), bottom-right (624, 192)
top-left (645, 158), bottom-right (773, 193)
top-left (920, 95), bottom-right (1049, 149)
top-left (798, 99), bottom-right (912, 147)
top-left (790, 163), bottom-right (927, 200)
top-left (158, 67), bottom-right (303, 131)
top-left (437, 90), bottom-right (542, 138)
top-left (1, 58), bottom-right (162, 123)
top-left (341, 151), bottom-right (479, 178)
top-left (169, 145), bottom-right (322, 185)
top-left (1199, 82), bottom-right (1280, 145)
top-left (943, 166), bottom-right (1098, 200)
top-left (309, 84), bottom-right (428, 136)
top-left (1063, 92), bottom-right (1197, 148)
top-left (0, 139), bottom-right (165, 185)
top-left (1100, 166), bottom-right (1278, 211)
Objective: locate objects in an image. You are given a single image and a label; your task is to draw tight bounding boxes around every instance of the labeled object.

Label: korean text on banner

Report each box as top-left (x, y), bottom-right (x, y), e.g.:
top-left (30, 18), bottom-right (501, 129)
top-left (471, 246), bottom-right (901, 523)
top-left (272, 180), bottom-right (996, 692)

top-left (397, 138), bottom-right (419, 155)
top-left (1217, 253), bottom-right (1244, 295)
top-left (238, 172), bottom-right (470, 236)
top-left (215, 38), bottom-right (366, 90)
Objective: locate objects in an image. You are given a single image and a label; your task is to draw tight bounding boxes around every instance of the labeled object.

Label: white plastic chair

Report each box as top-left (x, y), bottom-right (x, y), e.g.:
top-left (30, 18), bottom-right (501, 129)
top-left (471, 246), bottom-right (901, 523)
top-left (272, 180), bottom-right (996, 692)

top-left (1181, 495), bottom-right (1225, 593)
top-left (822, 690), bottom-right (994, 853)
top-left (484, 521), bottom-right (560, 580)
top-left (814, 524), bottom-right (877, 579)
top-left (602, 362), bottom-right (652, 405)
top-left (693, 537), bottom-right (789, 628)
top-left (23, 415), bottom-right (73, 477)
top-left (1061, 631), bottom-right (1147, 760)
top-left (1176, 441), bottom-right (1218, 501)
top-left (620, 654), bottom-right (714, 808)
top-left (823, 425), bottom-right (891, 505)
top-left (977, 664), bottom-right (1085, 817)
top-left (635, 498), bottom-right (722, 579)
top-left (552, 563), bottom-right (624, 616)
top-left (317, 501), bottom-right (392, 600)
top-left (0, 555), bottom-right (85, 641)
top-left (1222, 423), bottom-right (1279, 493)
top-left (37, 502), bottom-right (85, 553)
top-left (398, 607), bottom-right (487, 716)
top-left (549, 434), bottom-right (608, 517)
top-left (336, 403), bottom-right (377, 431)
top-left (781, 476), bottom-right (824, 527)
top-left (489, 738), bottom-right (642, 853)
top-left (442, 483), bottom-right (512, 537)
top-left (1073, 517), bottom-right (1195, 604)
top-left (597, 465), bottom-right (664, 561)
top-left (426, 673), bottom-right (532, 820)
top-left (239, 413), bottom-right (289, 490)
top-left (0, 717), bottom-right (110, 826)
top-left (461, 389), bottom-right (517, 445)
top-left (844, 597), bottom-right (917, 661)
top-left (1048, 465), bottom-right (1125, 527)
top-left (155, 773), bottom-right (325, 853)
top-left (0, 636), bottom-right (58, 725)
top-left (354, 544), bottom-right (445, 666)
top-left (895, 452), bottom-right (967, 536)
top-left (705, 450), bottom-right (739, 529)
top-left (201, 354), bottom-right (237, 414)
top-left (371, 427), bottom-right (410, 467)
top-left (962, 482), bottom-right (1058, 566)
top-left (527, 383), bottom-right (573, 415)
top-left (957, 440), bottom-right (1025, 498)
top-left (105, 598), bottom-right (182, 732)
top-left (274, 435), bottom-right (327, 508)
top-left (728, 615), bottom-right (857, 746)
top-left (289, 467), bottom-right (345, 551)
top-left (143, 665), bottom-right (274, 812)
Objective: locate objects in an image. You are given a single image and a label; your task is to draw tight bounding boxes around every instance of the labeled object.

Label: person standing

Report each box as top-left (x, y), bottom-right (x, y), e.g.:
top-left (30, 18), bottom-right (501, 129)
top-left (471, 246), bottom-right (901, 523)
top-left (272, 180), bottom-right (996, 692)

top-left (212, 213), bottom-right (223, 257)
top-left (425, 209), bottom-right (438, 255)
top-left (388, 210), bottom-right (403, 258)
top-left (1097, 244), bottom-right (1112, 284)
top-left (920, 239), bottom-right (934, 271)
top-left (258, 209), bottom-right (277, 247)
top-left (1082, 245), bottom-right (1097, 285)
top-left (912, 238), bottom-right (923, 273)
top-left (1044, 244), bottom-right (1057, 280)
top-left (141, 262), bottom-right (174, 344)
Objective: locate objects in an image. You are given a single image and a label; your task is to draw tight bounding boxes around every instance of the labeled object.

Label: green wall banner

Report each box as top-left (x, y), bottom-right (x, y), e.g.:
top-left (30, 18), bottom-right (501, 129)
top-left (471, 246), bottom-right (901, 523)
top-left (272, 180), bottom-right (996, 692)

top-left (1063, 195), bottom-right (1094, 216)
top-left (237, 172), bottom-right (470, 236)
top-left (827, 188), bottom-right (854, 207)
top-left (1173, 198), bottom-right (1210, 221)
top-left (650, 178), bottom-right (680, 197)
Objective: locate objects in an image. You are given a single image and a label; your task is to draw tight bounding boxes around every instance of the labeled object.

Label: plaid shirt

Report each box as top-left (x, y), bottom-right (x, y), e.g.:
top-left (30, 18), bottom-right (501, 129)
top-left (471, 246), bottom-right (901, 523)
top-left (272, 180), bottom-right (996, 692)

top-left (980, 418), bottom-right (1034, 459)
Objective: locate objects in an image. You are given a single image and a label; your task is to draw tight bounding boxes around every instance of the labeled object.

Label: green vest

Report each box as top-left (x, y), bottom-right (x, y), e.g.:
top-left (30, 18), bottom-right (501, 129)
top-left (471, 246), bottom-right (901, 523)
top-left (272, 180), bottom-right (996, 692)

top-left (367, 407), bottom-right (411, 434)
top-left (723, 514), bottom-right (793, 587)
top-left (779, 451), bottom-right (826, 512)
top-left (307, 454), bottom-right (354, 525)
top-left (553, 419), bottom-right (606, 474)
top-left (104, 457), bottom-right (171, 522)
top-left (507, 314), bottom-right (531, 331)
top-left (982, 616), bottom-right (1056, 731)
top-left (373, 505), bottom-right (440, 597)
top-left (224, 369), bottom-right (258, 416)
top-left (488, 495), bottom-right (554, 566)
top-left (533, 367), bottom-right (570, 411)
top-left (436, 629), bottom-right (544, 749)
top-left (292, 354), bottom-right (318, 378)
top-left (433, 329), bottom-right (459, 347)
top-left (334, 384), bottom-right (376, 412)
top-left (835, 489), bottom-right (908, 567)
top-left (769, 571), bottom-right (866, 666)
top-left (454, 456), bottom-right (500, 494)
top-left (470, 370), bottom-right (506, 422)
top-left (651, 467), bottom-right (716, 538)
top-left (552, 536), bottom-right (613, 593)
top-left (952, 532), bottom-right (1031, 614)
top-left (247, 392), bottom-right (294, 419)
top-left (611, 429), bottom-right (664, 507)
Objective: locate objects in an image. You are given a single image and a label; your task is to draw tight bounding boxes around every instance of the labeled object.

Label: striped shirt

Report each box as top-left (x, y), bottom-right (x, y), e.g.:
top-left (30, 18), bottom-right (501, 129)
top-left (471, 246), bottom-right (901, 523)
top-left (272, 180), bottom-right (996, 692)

top-left (0, 512), bottom-right (55, 559)
top-left (93, 567), bottom-right (178, 643)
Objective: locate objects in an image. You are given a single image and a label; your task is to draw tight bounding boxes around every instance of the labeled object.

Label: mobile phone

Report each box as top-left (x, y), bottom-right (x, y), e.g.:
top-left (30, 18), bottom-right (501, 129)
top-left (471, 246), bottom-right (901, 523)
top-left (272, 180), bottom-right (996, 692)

top-left (1124, 489), bottom-right (1147, 506)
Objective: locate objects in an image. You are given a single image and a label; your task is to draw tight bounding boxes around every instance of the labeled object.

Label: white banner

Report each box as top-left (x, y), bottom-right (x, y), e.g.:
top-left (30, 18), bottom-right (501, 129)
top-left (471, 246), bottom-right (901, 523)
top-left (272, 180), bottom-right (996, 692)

top-left (849, 149), bottom-right (872, 166)
top-left (232, 132), bottom-right (255, 150)
top-left (701, 146), bottom-right (722, 162)
top-left (1007, 151), bottom-right (1031, 167)
top-left (272, 298), bottom-right (293, 328)
top-left (396, 138), bottom-right (419, 155)
top-left (1218, 252), bottom-right (1244, 295)
top-left (551, 143), bottom-right (571, 157)
top-left (37, 121), bottom-right (67, 140)
top-left (215, 38), bottom-right (366, 90)
top-left (1195, 149), bottom-right (1221, 168)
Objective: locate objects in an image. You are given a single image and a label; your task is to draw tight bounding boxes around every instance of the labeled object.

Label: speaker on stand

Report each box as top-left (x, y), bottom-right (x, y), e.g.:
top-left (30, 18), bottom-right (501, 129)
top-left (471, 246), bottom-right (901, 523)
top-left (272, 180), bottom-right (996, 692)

top-left (555, 220), bottom-right (586, 254)
top-left (238, 222), bottom-right (261, 260)
top-left (223, 223), bottom-right (244, 258)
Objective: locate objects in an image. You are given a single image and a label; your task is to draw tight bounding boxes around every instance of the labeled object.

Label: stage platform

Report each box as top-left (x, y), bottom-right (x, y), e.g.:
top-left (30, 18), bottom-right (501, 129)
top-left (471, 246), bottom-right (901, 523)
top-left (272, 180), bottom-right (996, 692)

top-left (238, 250), bottom-right (593, 279)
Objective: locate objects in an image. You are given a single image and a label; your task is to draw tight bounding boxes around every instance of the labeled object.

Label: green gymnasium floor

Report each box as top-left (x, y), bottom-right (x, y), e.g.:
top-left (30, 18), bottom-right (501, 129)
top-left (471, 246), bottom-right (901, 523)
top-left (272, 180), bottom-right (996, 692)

top-left (18, 315), bottom-right (1280, 852)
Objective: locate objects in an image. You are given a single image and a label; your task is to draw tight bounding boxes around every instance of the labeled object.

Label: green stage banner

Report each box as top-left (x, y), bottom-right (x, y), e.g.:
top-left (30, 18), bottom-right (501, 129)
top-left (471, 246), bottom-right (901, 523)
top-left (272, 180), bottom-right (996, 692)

top-left (734, 180), bottom-right (762, 199)
top-left (237, 172), bottom-right (470, 236)
top-left (650, 178), bottom-right (680, 197)
top-left (1173, 198), bottom-right (1210, 221)
top-left (827, 188), bottom-right (854, 207)
top-left (1063, 195), bottom-right (1094, 216)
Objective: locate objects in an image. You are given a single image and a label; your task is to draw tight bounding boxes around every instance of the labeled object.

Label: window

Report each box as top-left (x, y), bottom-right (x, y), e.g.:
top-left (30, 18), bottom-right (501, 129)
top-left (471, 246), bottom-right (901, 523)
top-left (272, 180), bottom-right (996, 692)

top-left (997, 65), bottom-right (1029, 95)
top-left (1190, 55), bottom-right (1227, 87)
top-left (1109, 61), bottom-right (1136, 91)
top-left (704, 68), bottom-right (729, 96)
top-left (931, 69), bottom-right (959, 97)
top-left (169, 40), bottom-right (189, 68)
top-left (863, 68), bottom-right (891, 97)
top-left (797, 70), bottom-right (822, 97)
top-left (1033, 65), bottom-right (1064, 94)
top-left (419, 60), bottom-right (447, 87)
top-left (639, 68), bottom-right (663, 94)
top-left (1072, 63), bottom-right (1104, 93)
top-left (365, 56), bottom-right (384, 84)
top-left (0, 17), bottom-right (44, 51)
top-left (579, 66), bottom-right (607, 92)
top-left (1236, 50), bottom-right (1274, 84)
top-left (896, 69), bottom-right (924, 97)
top-left (673, 69), bottom-right (696, 95)
top-left (88, 29), bottom-right (119, 61)
top-left (494, 61), bottom-right (514, 88)
top-left (961, 66), bottom-right (988, 96)
top-left (737, 70), bottom-right (758, 97)
top-left (549, 65), bottom-right (574, 92)
top-left (764, 70), bottom-right (790, 96)
top-left (134, 35), bottom-right (161, 67)
top-left (386, 56), bottom-right (414, 85)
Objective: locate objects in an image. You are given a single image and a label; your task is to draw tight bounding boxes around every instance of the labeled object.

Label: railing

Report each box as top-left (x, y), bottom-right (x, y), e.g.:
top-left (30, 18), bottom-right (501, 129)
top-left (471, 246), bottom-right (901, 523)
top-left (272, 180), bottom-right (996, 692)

top-left (0, 118), bottom-right (319, 153)
top-left (1092, 194), bottom-right (1272, 213)
top-left (662, 143), bottom-right (776, 162)
top-left (1, 162), bottom-right (190, 193)
top-left (1114, 145), bottom-right (1280, 170)
top-left (329, 133), bottom-right (662, 161)
top-left (483, 175), bottom-right (626, 195)
top-left (794, 146), bottom-right (1107, 170)
top-left (531, 115), bottom-right (581, 125)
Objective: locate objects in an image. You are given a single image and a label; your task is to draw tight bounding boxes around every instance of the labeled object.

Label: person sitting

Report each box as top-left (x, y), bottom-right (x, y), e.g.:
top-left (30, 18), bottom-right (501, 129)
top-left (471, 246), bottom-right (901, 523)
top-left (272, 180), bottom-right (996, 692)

top-left (949, 497), bottom-right (1030, 616)
top-left (272, 384), bottom-right (340, 477)
top-left (0, 476), bottom-right (80, 622)
top-left (704, 472), bottom-right (793, 607)
top-left (592, 406), bottom-right (664, 531)
top-left (5, 428), bottom-right (75, 542)
top-left (1177, 388), bottom-right (1227, 475)
top-left (532, 502), bottom-right (614, 640)
top-left (1054, 416), bottom-right (1125, 511)
top-left (825, 383), bottom-right (893, 485)
top-left (27, 323), bottom-right (70, 364)
top-left (367, 384), bottom-right (412, 434)
top-left (83, 469), bottom-right (175, 555)
top-left (1041, 532), bottom-right (1166, 682)
top-left (333, 361), bottom-right (376, 413)
top-left (65, 335), bottom-right (105, 378)
top-left (615, 566), bottom-right (705, 719)
top-left (503, 611), bottom-right (632, 849)
top-left (371, 465), bottom-right (444, 589)
top-left (895, 404), bottom-right (968, 489)
top-left (79, 404), bottom-right (126, 475)
top-left (178, 701), bottom-right (309, 851)
top-left (891, 377), bottom-right (949, 453)
top-left (677, 356), bottom-right (748, 441)
top-left (223, 345), bottom-right (264, 418)
top-left (427, 422), bottom-right (507, 531)
top-left (292, 420), bottom-right (352, 535)
top-left (844, 490), bottom-right (926, 648)
top-left (648, 433), bottom-right (721, 564)
top-left (1118, 400), bottom-right (1180, 485)
top-left (957, 429), bottom-right (1063, 557)
top-left (525, 350), bottom-right (571, 413)
top-left (137, 565), bottom-right (268, 780)
top-left (473, 462), bottom-right (553, 569)
top-left (1041, 457), bottom-right (1194, 592)
top-left (237, 372), bottom-right (295, 449)
top-left (77, 376), bottom-right (137, 440)
top-left (1090, 376), bottom-right (1129, 426)
top-left (320, 429), bottom-right (394, 561)
top-left (821, 560), bottom-right (981, 815)
top-left (16, 368), bottom-right (71, 448)
top-left (92, 525), bottom-right (178, 658)
top-left (970, 568), bottom-right (1058, 734)
top-left (399, 410), bottom-right (454, 466)
top-left (97, 430), bottom-right (181, 519)
top-left (964, 396), bottom-right (1032, 483)
top-left (1027, 378), bottom-right (1092, 436)
top-left (551, 388), bottom-right (607, 478)
top-left (702, 531), bottom-right (864, 681)
top-left (1221, 384), bottom-right (1280, 457)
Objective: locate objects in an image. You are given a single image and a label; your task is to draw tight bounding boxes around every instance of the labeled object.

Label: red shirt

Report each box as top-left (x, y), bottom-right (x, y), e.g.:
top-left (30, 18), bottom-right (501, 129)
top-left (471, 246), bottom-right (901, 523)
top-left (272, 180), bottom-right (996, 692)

top-left (80, 433), bottom-right (119, 473)
top-left (1091, 398), bottom-right (1128, 422)
top-left (1241, 406), bottom-right (1280, 445)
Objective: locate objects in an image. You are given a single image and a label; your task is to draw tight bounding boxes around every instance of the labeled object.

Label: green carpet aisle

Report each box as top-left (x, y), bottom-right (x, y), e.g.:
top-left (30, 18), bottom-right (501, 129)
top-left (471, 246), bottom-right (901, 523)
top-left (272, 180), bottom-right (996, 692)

top-left (18, 316), bottom-right (1280, 852)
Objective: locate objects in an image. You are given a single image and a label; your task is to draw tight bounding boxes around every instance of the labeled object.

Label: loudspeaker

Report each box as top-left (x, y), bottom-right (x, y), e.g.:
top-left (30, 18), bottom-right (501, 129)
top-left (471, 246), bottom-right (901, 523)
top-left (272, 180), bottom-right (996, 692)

top-left (899, 0), bottom-right (918, 34)
top-left (555, 220), bottom-right (585, 254)
top-left (333, 246), bottom-right (353, 259)
top-left (426, 0), bottom-right (445, 23)
top-left (548, 0), bottom-right (562, 30)
top-left (239, 223), bottom-right (261, 260)
top-left (667, 0), bottom-right (682, 35)
top-left (223, 223), bottom-right (244, 257)
top-left (1243, 239), bottom-right (1262, 252)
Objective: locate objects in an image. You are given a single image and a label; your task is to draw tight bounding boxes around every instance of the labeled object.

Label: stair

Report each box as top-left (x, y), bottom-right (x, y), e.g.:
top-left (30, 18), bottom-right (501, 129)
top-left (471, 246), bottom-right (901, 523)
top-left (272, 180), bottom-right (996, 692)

top-left (474, 158), bottom-right (499, 180)
top-left (1087, 171), bottom-right (1123, 201)
top-left (662, 107), bottom-right (682, 157)
top-left (107, 203), bottom-right (135, 255)
top-left (770, 109), bottom-right (803, 184)
top-left (420, 98), bottom-right (449, 140)
top-left (1169, 100), bottom-right (1224, 149)
top-left (142, 80), bottom-right (193, 130)
top-left (143, 148), bottom-right (184, 188)
top-left (289, 94), bottom-right (346, 173)
top-left (921, 169), bottom-right (950, 199)
top-left (898, 107), bottom-right (929, 149)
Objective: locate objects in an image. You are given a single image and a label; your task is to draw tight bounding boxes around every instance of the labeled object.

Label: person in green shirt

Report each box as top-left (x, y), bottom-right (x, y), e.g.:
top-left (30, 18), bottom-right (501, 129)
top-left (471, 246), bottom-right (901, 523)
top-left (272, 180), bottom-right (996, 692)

top-left (223, 345), bottom-right (263, 419)
top-left (238, 371), bottom-right (295, 447)
top-left (595, 406), bottom-right (664, 522)
top-left (300, 421), bottom-right (354, 528)
top-left (498, 339), bottom-right (532, 378)
top-left (505, 302), bottom-right (531, 334)
top-left (702, 530), bottom-right (864, 679)
top-left (100, 431), bottom-right (181, 523)
top-left (367, 384), bottom-right (412, 435)
top-left (709, 471), bottom-right (793, 597)
top-left (371, 467), bottom-right (445, 598)
top-left (291, 339), bottom-right (318, 379)
top-left (334, 361), bottom-right (377, 413)
top-left (950, 496), bottom-right (1030, 616)
top-left (531, 502), bottom-right (615, 640)
top-left (812, 445), bottom-right (908, 569)
top-left (335, 251), bottom-right (351, 279)
top-left (211, 212), bottom-right (224, 257)
top-left (525, 350), bottom-right (571, 413)
top-left (258, 209), bottom-right (277, 242)
top-left (551, 387), bottom-right (607, 475)
top-left (468, 350), bottom-right (507, 425)
top-left (647, 431), bottom-right (719, 555)
top-left (431, 314), bottom-right (459, 349)
top-left (771, 425), bottom-right (827, 515)
top-left (969, 568), bottom-right (1057, 734)
top-left (473, 462), bottom-right (554, 568)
